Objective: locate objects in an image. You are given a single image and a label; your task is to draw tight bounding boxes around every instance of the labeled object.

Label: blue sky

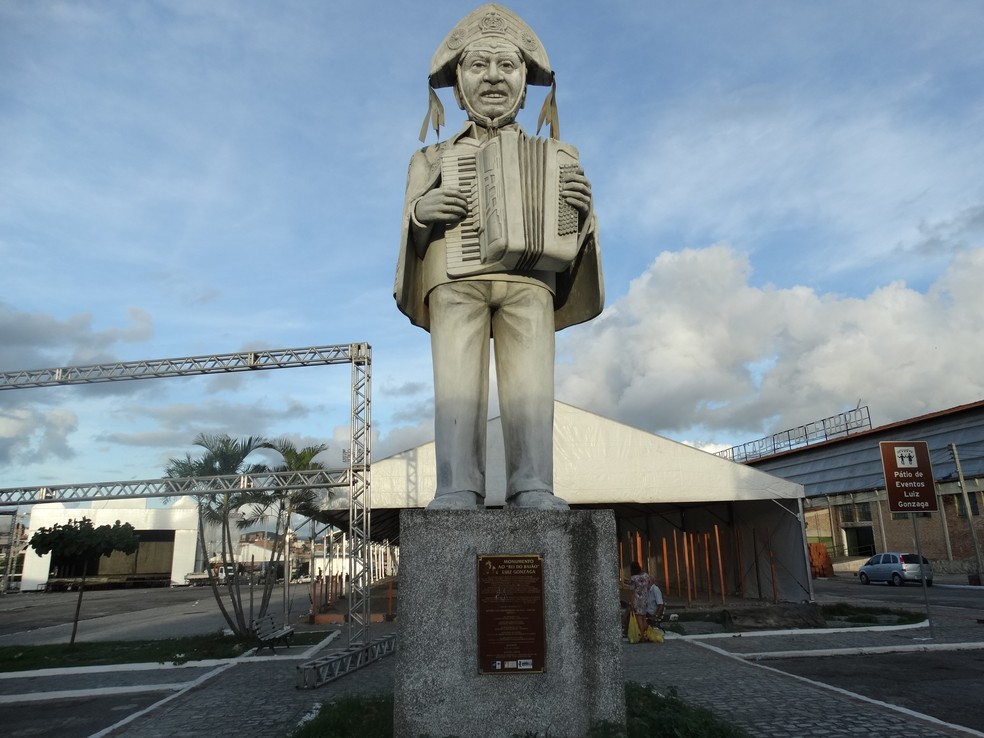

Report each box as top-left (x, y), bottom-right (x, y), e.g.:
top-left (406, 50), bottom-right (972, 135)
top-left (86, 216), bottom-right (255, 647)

top-left (2, 0), bottom-right (983, 489)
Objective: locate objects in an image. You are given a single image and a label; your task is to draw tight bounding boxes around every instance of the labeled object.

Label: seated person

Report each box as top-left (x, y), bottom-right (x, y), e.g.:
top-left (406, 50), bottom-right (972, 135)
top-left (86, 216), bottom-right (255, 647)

top-left (646, 580), bottom-right (665, 629)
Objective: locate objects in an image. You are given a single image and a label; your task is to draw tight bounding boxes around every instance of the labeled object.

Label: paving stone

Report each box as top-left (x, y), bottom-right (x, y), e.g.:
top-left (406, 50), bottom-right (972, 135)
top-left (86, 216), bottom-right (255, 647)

top-left (4, 615), bottom-right (979, 737)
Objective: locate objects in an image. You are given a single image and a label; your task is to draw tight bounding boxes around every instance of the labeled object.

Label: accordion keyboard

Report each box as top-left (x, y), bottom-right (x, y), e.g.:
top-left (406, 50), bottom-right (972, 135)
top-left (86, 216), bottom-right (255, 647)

top-left (442, 153), bottom-right (482, 274)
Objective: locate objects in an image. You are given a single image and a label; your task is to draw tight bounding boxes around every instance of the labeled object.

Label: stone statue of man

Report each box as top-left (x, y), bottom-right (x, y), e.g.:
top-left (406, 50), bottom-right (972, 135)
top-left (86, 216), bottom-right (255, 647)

top-left (394, 3), bottom-right (604, 511)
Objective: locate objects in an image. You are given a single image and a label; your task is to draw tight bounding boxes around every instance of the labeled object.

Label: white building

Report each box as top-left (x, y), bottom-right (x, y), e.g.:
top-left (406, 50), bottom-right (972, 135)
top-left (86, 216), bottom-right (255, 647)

top-left (21, 497), bottom-right (203, 590)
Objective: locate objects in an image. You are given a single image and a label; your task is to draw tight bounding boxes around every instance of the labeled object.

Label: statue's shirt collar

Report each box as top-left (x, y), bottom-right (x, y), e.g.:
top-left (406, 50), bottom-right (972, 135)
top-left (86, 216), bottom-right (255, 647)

top-left (451, 121), bottom-right (523, 145)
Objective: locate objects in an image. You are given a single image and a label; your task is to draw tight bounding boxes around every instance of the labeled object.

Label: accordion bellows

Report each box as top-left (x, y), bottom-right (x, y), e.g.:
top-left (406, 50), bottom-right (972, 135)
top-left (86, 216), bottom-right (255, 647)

top-left (443, 130), bottom-right (580, 277)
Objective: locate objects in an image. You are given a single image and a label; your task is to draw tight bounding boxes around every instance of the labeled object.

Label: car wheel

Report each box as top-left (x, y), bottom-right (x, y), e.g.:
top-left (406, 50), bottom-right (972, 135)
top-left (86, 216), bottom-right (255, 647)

top-left (892, 572), bottom-right (904, 587)
top-left (859, 572), bottom-right (870, 585)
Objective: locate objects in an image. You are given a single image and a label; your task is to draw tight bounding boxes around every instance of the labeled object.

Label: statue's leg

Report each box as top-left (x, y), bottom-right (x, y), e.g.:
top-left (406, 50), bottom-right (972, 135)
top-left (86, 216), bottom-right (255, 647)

top-left (427, 282), bottom-right (492, 509)
top-left (491, 282), bottom-right (568, 510)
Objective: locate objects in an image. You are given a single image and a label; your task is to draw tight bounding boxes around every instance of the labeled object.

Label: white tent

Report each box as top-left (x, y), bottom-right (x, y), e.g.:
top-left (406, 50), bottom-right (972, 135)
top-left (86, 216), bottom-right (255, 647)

top-left (374, 402), bottom-right (802, 508)
top-left (371, 402), bottom-right (812, 603)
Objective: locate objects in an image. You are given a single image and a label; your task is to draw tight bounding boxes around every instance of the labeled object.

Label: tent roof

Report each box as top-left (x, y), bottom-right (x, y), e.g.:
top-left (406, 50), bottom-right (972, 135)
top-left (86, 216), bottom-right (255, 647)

top-left (371, 402), bottom-right (803, 509)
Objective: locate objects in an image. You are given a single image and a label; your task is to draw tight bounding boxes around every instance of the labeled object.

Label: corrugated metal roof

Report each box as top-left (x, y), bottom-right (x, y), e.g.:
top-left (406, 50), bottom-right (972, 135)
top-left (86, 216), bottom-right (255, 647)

top-left (747, 400), bottom-right (984, 498)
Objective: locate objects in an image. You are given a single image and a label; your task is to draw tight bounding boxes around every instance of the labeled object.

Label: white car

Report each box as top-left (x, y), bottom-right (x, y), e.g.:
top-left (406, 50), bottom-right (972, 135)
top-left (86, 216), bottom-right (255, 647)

top-left (858, 552), bottom-right (933, 586)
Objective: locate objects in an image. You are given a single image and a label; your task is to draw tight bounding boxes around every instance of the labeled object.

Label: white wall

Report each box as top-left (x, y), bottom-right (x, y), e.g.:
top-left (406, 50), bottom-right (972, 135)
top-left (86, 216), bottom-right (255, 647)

top-left (21, 498), bottom-right (201, 590)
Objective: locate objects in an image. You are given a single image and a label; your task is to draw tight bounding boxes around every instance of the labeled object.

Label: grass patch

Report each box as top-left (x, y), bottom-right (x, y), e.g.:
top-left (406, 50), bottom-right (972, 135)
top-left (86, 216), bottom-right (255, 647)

top-left (291, 695), bottom-right (394, 738)
top-left (820, 603), bottom-right (923, 625)
top-left (289, 683), bottom-right (749, 738)
top-left (0, 630), bottom-right (332, 672)
top-left (622, 683), bottom-right (750, 738)
top-left (662, 603), bottom-right (923, 634)
top-left (667, 610), bottom-right (726, 624)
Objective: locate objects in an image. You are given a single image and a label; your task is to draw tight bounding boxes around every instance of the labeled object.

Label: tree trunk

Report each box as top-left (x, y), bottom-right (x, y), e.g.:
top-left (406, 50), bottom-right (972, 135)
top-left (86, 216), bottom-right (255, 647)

top-left (259, 500), bottom-right (286, 617)
top-left (70, 561), bottom-right (87, 646)
top-left (197, 504), bottom-right (239, 635)
top-left (223, 513), bottom-right (247, 633)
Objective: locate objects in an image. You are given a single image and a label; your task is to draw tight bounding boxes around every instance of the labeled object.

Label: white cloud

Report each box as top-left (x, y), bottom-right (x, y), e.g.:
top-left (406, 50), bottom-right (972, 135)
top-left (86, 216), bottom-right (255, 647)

top-left (0, 406), bottom-right (78, 466)
top-left (557, 245), bottom-right (984, 446)
top-left (0, 303), bottom-right (154, 372)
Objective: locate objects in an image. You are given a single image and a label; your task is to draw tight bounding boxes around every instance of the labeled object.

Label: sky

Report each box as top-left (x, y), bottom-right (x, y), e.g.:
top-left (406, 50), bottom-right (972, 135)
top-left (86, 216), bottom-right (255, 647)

top-left (2, 0), bottom-right (984, 492)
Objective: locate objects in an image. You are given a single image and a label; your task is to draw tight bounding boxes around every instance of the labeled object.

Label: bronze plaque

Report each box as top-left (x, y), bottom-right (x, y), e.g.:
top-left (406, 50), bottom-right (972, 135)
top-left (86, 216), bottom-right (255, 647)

top-left (477, 554), bottom-right (545, 674)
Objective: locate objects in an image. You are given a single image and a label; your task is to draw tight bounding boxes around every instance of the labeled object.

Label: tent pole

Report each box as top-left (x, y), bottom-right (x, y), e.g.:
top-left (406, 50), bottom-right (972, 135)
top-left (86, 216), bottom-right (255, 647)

top-left (714, 524), bottom-right (726, 605)
top-left (735, 527), bottom-right (745, 599)
top-left (752, 528), bottom-right (762, 599)
top-left (797, 498), bottom-right (816, 602)
top-left (766, 527), bottom-right (778, 604)
top-left (702, 532), bottom-right (711, 602)
top-left (673, 530), bottom-right (681, 598)
top-left (692, 532), bottom-right (699, 597)
top-left (682, 532), bottom-right (692, 604)
top-left (662, 537), bottom-right (670, 597)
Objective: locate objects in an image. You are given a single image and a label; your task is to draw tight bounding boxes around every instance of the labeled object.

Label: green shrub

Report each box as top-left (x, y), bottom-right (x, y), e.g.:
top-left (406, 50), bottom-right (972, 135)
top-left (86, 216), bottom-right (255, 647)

top-left (290, 695), bottom-right (393, 738)
top-left (288, 683), bottom-right (749, 738)
top-left (622, 683), bottom-right (750, 738)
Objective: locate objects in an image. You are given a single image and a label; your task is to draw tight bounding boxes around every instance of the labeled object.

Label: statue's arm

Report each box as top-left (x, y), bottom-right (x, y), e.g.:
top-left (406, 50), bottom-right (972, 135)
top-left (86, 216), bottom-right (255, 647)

top-left (412, 189), bottom-right (469, 258)
top-left (405, 148), bottom-right (469, 259)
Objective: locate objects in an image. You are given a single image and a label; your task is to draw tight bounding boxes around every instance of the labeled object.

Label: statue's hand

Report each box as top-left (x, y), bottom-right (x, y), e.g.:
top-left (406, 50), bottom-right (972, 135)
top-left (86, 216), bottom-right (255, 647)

top-left (561, 168), bottom-right (592, 216)
top-left (414, 188), bottom-right (470, 225)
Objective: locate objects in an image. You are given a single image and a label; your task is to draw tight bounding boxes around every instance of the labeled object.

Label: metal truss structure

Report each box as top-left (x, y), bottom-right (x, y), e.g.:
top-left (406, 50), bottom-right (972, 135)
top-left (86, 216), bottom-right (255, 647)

top-left (347, 343), bottom-right (373, 647)
top-left (0, 343), bottom-right (373, 646)
top-left (295, 634), bottom-right (397, 689)
top-left (0, 344), bottom-right (358, 389)
top-left (716, 406), bottom-right (872, 463)
top-left (0, 470), bottom-right (348, 506)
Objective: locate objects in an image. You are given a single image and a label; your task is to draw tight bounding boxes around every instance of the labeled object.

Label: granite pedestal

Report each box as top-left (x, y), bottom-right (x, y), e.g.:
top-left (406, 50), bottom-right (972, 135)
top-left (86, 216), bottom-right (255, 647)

top-left (394, 509), bottom-right (625, 738)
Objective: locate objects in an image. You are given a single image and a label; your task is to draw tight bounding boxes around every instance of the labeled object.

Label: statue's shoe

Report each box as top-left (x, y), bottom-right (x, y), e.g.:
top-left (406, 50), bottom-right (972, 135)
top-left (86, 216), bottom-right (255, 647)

top-left (426, 490), bottom-right (482, 510)
top-left (506, 490), bottom-right (569, 510)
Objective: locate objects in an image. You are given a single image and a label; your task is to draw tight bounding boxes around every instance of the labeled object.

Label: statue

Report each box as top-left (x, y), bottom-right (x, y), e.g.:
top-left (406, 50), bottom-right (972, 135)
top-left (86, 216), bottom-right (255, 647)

top-left (394, 3), bottom-right (604, 510)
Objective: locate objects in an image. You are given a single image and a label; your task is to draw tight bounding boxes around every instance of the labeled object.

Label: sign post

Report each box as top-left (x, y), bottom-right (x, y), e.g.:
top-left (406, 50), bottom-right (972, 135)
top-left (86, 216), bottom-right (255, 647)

top-left (879, 441), bottom-right (936, 637)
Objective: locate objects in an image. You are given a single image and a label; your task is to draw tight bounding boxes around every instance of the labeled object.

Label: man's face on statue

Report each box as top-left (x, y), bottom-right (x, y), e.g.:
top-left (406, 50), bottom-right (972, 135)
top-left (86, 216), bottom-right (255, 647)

top-left (457, 45), bottom-right (525, 122)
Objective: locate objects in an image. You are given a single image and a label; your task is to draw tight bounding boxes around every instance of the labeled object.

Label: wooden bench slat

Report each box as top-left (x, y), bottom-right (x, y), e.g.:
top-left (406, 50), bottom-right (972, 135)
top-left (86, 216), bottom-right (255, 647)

top-left (251, 615), bottom-right (295, 654)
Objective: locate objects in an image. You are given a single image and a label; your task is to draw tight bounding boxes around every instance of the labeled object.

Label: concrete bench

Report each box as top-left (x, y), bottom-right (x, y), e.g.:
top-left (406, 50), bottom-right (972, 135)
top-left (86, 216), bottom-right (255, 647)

top-left (252, 615), bottom-right (295, 654)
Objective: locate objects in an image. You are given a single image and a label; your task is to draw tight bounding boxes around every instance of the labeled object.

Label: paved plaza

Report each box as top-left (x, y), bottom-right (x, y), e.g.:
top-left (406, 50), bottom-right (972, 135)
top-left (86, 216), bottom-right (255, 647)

top-left (2, 581), bottom-right (983, 737)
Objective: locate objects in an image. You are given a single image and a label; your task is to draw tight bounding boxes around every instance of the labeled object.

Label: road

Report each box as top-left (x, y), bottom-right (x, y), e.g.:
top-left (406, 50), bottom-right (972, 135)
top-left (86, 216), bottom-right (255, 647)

top-left (812, 574), bottom-right (984, 616)
top-left (0, 585), bottom-right (312, 645)
top-left (773, 576), bottom-right (984, 733)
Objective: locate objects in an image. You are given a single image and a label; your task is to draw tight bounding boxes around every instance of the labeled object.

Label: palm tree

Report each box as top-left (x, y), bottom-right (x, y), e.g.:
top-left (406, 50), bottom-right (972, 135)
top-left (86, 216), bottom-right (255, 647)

top-left (241, 438), bottom-right (329, 618)
top-left (165, 433), bottom-right (268, 636)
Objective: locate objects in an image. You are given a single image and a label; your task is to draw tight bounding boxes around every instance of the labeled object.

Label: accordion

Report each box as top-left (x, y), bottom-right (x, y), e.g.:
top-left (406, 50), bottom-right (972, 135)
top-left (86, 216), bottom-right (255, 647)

top-left (442, 129), bottom-right (581, 277)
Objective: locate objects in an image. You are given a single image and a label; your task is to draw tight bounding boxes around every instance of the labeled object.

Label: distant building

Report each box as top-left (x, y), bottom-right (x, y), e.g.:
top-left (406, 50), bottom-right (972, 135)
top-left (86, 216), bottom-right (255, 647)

top-left (744, 399), bottom-right (984, 577)
top-left (20, 498), bottom-right (206, 590)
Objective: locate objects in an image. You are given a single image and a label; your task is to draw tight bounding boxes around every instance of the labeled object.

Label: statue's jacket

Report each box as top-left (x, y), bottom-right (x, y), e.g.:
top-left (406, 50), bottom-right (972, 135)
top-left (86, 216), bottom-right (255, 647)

top-left (394, 123), bottom-right (604, 333)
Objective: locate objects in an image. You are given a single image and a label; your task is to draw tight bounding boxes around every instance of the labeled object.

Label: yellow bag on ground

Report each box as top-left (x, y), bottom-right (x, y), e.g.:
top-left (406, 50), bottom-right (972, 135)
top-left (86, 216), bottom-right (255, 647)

top-left (627, 614), bottom-right (642, 644)
top-left (643, 626), bottom-right (664, 644)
